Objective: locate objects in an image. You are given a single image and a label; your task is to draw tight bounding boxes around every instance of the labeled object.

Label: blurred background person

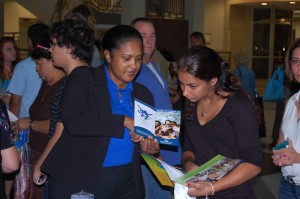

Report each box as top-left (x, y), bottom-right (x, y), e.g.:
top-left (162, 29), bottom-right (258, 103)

top-left (6, 23), bottom-right (49, 199)
top-left (234, 51), bottom-right (256, 100)
top-left (272, 38), bottom-right (300, 199)
top-left (190, 31), bottom-right (206, 47)
top-left (13, 46), bottom-right (65, 198)
top-left (0, 37), bottom-right (18, 92)
top-left (0, 99), bottom-right (20, 198)
top-left (0, 37), bottom-right (19, 106)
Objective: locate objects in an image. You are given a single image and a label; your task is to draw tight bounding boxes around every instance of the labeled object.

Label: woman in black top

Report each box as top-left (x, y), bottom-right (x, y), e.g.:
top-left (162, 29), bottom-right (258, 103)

top-left (178, 46), bottom-right (262, 198)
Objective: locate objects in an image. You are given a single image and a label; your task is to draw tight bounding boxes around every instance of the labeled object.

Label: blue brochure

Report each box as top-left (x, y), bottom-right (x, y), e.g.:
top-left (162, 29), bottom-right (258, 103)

top-left (134, 99), bottom-right (181, 147)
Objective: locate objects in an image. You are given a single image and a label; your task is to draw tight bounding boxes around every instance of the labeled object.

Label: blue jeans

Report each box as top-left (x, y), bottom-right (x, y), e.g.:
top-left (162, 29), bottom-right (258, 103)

top-left (141, 164), bottom-right (172, 199)
top-left (280, 177), bottom-right (300, 199)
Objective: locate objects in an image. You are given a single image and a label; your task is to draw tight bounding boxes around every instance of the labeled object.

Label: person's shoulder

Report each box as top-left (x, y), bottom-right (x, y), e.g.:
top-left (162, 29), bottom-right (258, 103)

top-left (133, 82), bottom-right (154, 104)
top-left (139, 62), bottom-right (147, 71)
top-left (67, 66), bottom-right (94, 85)
top-left (134, 82), bottom-right (151, 94)
top-left (70, 66), bottom-right (94, 76)
top-left (287, 91), bottom-right (300, 105)
top-left (228, 92), bottom-right (253, 106)
top-left (14, 57), bottom-right (35, 70)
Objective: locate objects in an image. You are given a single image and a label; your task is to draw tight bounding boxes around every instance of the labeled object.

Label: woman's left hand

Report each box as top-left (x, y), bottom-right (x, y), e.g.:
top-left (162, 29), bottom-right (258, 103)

top-left (140, 136), bottom-right (160, 155)
top-left (187, 181), bottom-right (212, 197)
top-left (129, 131), bottom-right (144, 143)
top-left (12, 117), bottom-right (30, 133)
top-left (272, 138), bottom-right (298, 166)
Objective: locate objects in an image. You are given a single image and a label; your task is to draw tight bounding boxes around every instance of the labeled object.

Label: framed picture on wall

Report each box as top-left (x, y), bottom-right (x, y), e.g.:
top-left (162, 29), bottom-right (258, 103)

top-left (204, 33), bottom-right (211, 45)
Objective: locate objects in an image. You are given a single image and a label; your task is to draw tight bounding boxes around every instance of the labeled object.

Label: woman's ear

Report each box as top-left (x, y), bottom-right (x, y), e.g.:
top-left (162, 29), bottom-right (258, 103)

top-left (210, 77), bottom-right (218, 86)
top-left (66, 46), bottom-right (74, 54)
top-left (103, 50), bottom-right (111, 63)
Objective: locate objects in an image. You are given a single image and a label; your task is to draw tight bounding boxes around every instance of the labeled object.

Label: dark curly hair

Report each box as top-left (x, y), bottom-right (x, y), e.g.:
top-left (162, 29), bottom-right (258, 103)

top-left (178, 46), bottom-right (241, 120)
top-left (31, 48), bottom-right (52, 60)
top-left (50, 19), bottom-right (95, 63)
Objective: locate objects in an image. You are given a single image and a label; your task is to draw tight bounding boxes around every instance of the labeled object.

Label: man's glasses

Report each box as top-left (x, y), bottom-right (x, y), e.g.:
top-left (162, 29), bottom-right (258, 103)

top-left (50, 42), bottom-right (59, 47)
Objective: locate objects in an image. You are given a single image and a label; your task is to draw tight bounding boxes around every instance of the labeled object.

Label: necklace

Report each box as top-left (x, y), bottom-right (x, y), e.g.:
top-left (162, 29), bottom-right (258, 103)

top-left (41, 84), bottom-right (50, 102)
top-left (200, 97), bottom-right (216, 117)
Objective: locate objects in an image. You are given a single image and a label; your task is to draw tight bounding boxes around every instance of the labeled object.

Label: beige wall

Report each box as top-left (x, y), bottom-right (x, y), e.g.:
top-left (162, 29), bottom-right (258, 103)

top-left (121, 0), bottom-right (145, 25)
top-left (203, 0), bottom-right (225, 51)
top-left (185, 0), bottom-right (205, 47)
top-left (227, 5), bottom-right (252, 68)
top-left (294, 20), bottom-right (300, 39)
top-left (4, 1), bottom-right (36, 33)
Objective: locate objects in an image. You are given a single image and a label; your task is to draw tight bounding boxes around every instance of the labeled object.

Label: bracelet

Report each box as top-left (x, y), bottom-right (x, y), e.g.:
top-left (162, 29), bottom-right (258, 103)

top-left (28, 120), bottom-right (34, 129)
top-left (209, 183), bottom-right (214, 196)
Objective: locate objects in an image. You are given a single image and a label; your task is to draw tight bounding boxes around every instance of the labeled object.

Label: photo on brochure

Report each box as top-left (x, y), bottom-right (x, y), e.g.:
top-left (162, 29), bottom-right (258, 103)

top-left (134, 99), bottom-right (181, 147)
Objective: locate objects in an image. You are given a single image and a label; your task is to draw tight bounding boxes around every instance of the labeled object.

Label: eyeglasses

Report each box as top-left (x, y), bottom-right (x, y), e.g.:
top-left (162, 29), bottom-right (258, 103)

top-left (290, 58), bottom-right (300, 66)
top-left (50, 42), bottom-right (58, 47)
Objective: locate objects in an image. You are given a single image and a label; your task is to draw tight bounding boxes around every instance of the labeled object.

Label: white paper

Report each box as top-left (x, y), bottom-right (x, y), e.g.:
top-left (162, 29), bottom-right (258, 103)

top-left (134, 99), bottom-right (156, 137)
top-left (174, 183), bottom-right (196, 199)
top-left (7, 109), bottom-right (18, 122)
top-left (157, 159), bottom-right (184, 180)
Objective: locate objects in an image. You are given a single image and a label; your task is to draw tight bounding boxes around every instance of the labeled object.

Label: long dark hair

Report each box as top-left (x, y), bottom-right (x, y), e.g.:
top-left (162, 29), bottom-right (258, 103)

top-left (179, 46), bottom-right (241, 120)
top-left (102, 25), bottom-right (143, 54)
top-left (0, 37), bottom-right (19, 81)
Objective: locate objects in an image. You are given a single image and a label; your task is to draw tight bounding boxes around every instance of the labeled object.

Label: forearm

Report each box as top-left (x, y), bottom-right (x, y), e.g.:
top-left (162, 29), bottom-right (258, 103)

top-left (9, 94), bottom-right (21, 116)
top-left (276, 130), bottom-right (285, 145)
top-left (1, 146), bottom-right (20, 173)
top-left (35, 122), bottom-right (63, 169)
top-left (212, 162), bottom-right (261, 193)
top-left (292, 153), bottom-right (300, 163)
top-left (182, 151), bottom-right (198, 172)
top-left (30, 120), bottom-right (50, 134)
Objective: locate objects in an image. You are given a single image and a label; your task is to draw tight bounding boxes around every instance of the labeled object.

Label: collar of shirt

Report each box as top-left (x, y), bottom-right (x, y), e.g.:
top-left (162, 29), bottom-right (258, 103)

top-left (104, 66), bottom-right (133, 117)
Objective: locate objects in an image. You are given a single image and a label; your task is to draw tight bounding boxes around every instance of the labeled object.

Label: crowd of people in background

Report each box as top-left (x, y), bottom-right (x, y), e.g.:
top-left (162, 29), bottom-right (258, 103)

top-left (1, 2), bottom-right (300, 199)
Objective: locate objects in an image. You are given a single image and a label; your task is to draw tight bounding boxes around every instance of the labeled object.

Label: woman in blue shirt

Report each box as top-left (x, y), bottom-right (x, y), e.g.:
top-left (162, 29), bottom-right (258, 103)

top-left (41, 22), bottom-right (157, 199)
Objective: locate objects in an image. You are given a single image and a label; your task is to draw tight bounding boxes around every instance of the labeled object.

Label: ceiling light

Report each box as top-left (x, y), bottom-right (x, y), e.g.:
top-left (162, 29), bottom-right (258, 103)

top-left (290, 2), bottom-right (296, 4)
top-left (261, 3), bottom-right (267, 6)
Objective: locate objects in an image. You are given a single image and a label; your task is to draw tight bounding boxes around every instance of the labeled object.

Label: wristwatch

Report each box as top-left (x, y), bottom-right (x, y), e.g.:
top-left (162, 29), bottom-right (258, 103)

top-left (28, 120), bottom-right (34, 129)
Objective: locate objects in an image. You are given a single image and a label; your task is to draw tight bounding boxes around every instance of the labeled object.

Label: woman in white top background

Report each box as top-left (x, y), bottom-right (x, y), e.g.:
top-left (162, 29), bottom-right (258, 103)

top-left (272, 38), bottom-right (300, 199)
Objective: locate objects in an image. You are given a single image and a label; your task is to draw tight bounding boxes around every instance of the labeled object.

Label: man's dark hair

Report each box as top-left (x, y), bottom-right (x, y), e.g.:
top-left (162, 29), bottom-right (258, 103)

top-left (50, 19), bottom-right (95, 63)
top-left (28, 23), bottom-right (50, 48)
top-left (31, 48), bottom-right (52, 60)
top-left (190, 31), bottom-right (206, 44)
